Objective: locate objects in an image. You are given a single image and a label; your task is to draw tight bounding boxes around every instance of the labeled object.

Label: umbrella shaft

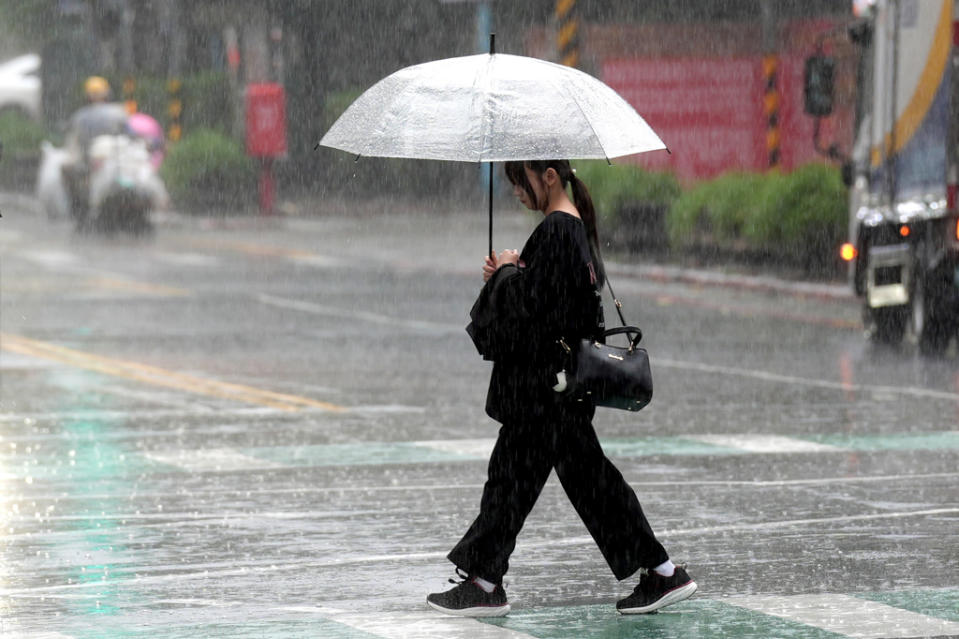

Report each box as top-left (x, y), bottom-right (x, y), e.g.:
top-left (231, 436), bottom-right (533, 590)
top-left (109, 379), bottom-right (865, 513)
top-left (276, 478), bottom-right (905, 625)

top-left (488, 161), bottom-right (493, 257)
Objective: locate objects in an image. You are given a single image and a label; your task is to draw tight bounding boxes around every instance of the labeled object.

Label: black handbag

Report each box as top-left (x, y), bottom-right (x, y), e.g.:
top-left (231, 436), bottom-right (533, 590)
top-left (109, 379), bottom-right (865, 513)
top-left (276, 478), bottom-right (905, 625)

top-left (557, 279), bottom-right (653, 412)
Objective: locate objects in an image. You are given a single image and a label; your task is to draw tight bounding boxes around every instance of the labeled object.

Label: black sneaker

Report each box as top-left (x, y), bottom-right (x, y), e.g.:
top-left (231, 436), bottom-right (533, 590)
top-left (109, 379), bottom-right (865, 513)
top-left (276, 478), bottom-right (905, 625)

top-left (616, 565), bottom-right (697, 614)
top-left (426, 569), bottom-right (510, 617)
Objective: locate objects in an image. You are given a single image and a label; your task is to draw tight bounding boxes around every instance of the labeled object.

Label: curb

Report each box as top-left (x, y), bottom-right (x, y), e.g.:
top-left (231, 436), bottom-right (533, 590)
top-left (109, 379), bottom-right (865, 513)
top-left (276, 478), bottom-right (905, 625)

top-left (606, 262), bottom-right (854, 302)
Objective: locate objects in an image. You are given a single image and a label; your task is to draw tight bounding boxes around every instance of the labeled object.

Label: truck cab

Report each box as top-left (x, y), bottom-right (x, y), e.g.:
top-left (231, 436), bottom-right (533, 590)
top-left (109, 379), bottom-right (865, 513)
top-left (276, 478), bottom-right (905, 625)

top-left (807, 0), bottom-right (959, 353)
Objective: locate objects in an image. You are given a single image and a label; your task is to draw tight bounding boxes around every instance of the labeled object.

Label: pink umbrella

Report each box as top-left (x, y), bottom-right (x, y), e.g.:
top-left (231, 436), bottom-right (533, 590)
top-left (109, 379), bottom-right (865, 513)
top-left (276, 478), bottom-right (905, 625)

top-left (126, 112), bottom-right (166, 169)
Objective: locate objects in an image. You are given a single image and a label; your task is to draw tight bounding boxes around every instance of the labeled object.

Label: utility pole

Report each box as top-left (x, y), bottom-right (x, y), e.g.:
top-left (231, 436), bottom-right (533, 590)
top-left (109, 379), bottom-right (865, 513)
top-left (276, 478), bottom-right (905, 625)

top-left (556, 0), bottom-right (579, 68)
top-left (761, 0), bottom-right (780, 169)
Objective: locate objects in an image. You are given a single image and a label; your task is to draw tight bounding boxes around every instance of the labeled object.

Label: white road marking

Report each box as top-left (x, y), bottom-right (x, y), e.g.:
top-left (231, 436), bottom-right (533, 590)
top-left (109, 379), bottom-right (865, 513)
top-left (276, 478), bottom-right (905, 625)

top-left (0, 406), bottom-right (269, 423)
top-left (95, 384), bottom-right (216, 411)
top-left (0, 402), bottom-right (420, 424)
top-left (686, 434), bottom-right (843, 454)
top-left (18, 249), bottom-right (79, 268)
top-left (324, 611), bottom-right (536, 639)
top-left (0, 631), bottom-right (76, 639)
top-left (346, 404), bottom-right (426, 414)
top-left (9, 508), bottom-right (959, 574)
top-left (414, 438), bottom-right (496, 458)
top-left (723, 593), bottom-right (959, 639)
top-left (540, 507), bottom-right (959, 549)
top-left (142, 449), bottom-right (282, 472)
top-left (288, 253), bottom-right (344, 268)
top-left (9, 472), bottom-right (954, 505)
top-left (273, 607), bottom-right (536, 639)
top-left (152, 251), bottom-right (219, 267)
top-left (257, 293), bottom-right (464, 334)
top-left (0, 352), bottom-right (59, 370)
top-left (656, 357), bottom-right (959, 402)
top-left (625, 472), bottom-right (959, 488)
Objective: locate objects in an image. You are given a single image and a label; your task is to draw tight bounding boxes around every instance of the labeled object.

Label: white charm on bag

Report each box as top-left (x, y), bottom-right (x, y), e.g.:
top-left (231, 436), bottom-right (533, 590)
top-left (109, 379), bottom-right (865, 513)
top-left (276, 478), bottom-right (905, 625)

top-left (553, 370), bottom-right (568, 392)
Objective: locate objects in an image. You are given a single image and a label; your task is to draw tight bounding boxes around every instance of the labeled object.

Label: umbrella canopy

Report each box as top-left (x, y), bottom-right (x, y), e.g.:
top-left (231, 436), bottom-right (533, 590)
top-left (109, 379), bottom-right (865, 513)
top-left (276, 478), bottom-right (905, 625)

top-left (319, 52), bottom-right (666, 163)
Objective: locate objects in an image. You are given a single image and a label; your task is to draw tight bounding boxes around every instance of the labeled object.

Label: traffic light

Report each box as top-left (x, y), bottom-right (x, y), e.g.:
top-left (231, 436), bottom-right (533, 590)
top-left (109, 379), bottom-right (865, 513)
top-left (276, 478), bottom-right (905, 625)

top-left (92, 0), bottom-right (124, 39)
top-left (804, 55), bottom-right (835, 118)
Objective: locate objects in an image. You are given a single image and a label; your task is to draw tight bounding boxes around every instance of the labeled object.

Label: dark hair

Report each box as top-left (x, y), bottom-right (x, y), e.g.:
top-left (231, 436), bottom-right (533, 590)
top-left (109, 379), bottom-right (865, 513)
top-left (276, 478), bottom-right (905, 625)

top-left (504, 159), bottom-right (605, 286)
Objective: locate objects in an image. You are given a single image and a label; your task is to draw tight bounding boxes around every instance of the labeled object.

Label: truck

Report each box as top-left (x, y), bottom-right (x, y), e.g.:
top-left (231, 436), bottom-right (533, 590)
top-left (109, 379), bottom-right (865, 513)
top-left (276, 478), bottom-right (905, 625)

top-left (805, 0), bottom-right (959, 354)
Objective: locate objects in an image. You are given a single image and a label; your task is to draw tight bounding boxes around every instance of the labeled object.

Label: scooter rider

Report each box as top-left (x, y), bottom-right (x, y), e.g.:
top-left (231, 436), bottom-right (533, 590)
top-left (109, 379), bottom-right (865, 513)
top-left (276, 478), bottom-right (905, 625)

top-left (62, 76), bottom-right (128, 224)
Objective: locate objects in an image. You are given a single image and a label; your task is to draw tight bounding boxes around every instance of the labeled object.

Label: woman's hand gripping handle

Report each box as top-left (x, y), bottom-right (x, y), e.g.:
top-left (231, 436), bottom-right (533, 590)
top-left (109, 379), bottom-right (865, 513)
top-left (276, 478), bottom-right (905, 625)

top-left (482, 249), bottom-right (520, 282)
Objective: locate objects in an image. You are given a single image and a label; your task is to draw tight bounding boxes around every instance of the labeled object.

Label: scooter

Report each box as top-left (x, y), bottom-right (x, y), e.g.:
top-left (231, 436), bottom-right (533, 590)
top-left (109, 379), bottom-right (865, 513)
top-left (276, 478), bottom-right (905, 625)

top-left (85, 133), bottom-right (168, 234)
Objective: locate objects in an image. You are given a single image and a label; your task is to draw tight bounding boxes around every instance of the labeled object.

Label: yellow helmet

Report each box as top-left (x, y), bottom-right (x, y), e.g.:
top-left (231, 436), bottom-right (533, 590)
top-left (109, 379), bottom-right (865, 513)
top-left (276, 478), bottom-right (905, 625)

top-left (84, 76), bottom-right (110, 101)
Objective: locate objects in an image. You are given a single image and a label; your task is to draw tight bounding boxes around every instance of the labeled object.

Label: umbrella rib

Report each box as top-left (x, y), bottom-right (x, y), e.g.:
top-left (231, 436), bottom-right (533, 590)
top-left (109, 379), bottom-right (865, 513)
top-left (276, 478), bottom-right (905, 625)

top-left (545, 67), bottom-right (609, 162)
top-left (477, 54), bottom-right (495, 162)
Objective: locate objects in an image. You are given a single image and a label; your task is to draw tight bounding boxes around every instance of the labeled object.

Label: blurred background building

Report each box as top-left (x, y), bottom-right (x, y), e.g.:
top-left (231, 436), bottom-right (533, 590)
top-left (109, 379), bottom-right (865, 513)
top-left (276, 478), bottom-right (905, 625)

top-left (0, 0), bottom-right (854, 196)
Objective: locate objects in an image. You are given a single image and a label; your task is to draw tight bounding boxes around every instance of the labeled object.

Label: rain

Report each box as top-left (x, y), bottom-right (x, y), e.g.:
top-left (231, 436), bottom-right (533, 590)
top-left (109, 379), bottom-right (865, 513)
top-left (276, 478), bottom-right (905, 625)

top-left (0, 1), bottom-right (958, 638)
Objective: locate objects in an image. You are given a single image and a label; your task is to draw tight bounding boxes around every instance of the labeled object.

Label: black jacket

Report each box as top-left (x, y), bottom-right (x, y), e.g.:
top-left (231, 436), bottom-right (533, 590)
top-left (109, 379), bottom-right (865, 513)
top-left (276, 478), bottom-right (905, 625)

top-left (467, 212), bottom-right (604, 422)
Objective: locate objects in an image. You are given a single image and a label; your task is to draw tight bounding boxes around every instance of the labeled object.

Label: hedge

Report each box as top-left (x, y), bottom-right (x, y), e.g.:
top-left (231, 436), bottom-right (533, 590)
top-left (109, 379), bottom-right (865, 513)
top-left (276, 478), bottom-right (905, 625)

top-left (574, 161), bottom-right (846, 274)
top-left (666, 164), bottom-right (847, 272)
top-left (0, 109), bottom-right (47, 156)
top-left (160, 128), bottom-right (254, 210)
top-left (573, 160), bottom-right (681, 227)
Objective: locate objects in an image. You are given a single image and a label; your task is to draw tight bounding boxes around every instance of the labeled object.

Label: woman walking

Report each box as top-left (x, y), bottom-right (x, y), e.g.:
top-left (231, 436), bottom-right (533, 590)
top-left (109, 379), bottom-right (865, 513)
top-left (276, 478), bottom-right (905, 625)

top-left (426, 160), bottom-right (697, 617)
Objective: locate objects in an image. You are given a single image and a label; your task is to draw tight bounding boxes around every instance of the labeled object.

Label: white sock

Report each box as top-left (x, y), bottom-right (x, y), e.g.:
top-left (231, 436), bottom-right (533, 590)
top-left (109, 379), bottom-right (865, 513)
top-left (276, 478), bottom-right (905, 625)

top-left (472, 576), bottom-right (497, 593)
top-left (653, 559), bottom-right (676, 577)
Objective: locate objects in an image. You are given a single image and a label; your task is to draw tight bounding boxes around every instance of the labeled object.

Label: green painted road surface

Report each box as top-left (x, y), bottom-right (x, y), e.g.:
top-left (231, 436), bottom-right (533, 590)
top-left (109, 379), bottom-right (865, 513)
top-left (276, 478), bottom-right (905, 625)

top-left (5, 431), bottom-right (959, 480)
top-left (5, 590), bottom-right (959, 638)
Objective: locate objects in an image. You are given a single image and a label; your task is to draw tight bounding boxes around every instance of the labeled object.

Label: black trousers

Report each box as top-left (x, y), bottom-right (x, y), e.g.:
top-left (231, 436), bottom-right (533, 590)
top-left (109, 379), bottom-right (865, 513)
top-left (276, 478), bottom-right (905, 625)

top-left (447, 403), bottom-right (669, 582)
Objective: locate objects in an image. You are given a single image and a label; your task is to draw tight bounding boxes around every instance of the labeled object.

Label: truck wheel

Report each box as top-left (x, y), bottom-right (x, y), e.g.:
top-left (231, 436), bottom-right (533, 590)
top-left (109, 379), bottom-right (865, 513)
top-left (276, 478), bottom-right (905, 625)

top-left (866, 305), bottom-right (906, 345)
top-left (911, 275), bottom-right (951, 355)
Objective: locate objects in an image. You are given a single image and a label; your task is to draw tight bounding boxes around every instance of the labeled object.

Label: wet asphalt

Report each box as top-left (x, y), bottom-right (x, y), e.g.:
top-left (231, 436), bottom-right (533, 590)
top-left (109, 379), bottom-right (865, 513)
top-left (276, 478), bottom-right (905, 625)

top-left (0, 193), bottom-right (957, 639)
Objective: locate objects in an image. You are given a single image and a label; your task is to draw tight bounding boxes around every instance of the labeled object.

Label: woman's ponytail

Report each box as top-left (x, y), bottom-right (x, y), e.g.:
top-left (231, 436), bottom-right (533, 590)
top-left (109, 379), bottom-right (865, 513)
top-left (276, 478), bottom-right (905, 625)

top-left (568, 171), bottom-right (606, 287)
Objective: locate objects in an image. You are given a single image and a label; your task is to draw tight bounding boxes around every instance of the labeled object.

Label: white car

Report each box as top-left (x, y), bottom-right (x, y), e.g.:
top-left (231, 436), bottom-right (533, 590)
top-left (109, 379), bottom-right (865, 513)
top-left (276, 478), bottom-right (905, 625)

top-left (0, 53), bottom-right (41, 120)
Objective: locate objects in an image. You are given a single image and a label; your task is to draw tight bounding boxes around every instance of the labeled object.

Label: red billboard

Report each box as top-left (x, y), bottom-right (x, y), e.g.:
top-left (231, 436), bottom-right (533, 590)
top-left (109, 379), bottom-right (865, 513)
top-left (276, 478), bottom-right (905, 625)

top-left (602, 55), bottom-right (845, 180)
top-left (603, 57), bottom-right (765, 179)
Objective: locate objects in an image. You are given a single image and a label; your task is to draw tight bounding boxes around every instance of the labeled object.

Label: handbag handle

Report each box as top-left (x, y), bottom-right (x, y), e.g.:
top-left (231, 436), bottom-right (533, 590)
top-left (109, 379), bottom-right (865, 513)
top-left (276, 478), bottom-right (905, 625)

top-left (602, 325), bottom-right (643, 350)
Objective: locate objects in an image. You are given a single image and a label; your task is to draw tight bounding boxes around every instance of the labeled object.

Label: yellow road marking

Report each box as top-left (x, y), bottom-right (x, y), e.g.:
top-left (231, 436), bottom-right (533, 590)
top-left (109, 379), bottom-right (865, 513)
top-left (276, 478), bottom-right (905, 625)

top-left (183, 238), bottom-right (315, 260)
top-left (0, 276), bottom-right (190, 297)
top-left (0, 333), bottom-right (344, 413)
top-left (87, 277), bottom-right (191, 297)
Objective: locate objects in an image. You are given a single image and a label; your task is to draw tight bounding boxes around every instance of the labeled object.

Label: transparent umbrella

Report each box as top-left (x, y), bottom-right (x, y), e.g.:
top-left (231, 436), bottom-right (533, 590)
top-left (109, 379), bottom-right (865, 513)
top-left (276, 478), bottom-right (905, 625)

top-left (319, 40), bottom-right (667, 253)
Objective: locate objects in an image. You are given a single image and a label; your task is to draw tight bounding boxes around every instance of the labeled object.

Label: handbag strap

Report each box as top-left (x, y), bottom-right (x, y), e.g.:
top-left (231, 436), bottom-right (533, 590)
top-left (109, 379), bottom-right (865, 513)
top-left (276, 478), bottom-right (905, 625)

top-left (604, 276), bottom-right (630, 328)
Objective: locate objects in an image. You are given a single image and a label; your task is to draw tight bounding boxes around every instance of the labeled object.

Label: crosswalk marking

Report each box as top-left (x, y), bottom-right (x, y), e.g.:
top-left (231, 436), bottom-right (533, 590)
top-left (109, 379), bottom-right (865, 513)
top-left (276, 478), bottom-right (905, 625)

top-left (257, 293), bottom-right (464, 334)
top-left (723, 593), bottom-right (959, 639)
top-left (328, 611), bottom-right (537, 639)
top-left (142, 449), bottom-right (283, 472)
top-left (414, 438), bottom-right (497, 458)
top-left (9, 430), bottom-right (957, 477)
top-left (151, 251), bottom-right (219, 267)
top-left (655, 357), bottom-right (959, 402)
top-left (686, 434), bottom-right (843, 453)
top-left (18, 249), bottom-right (79, 267)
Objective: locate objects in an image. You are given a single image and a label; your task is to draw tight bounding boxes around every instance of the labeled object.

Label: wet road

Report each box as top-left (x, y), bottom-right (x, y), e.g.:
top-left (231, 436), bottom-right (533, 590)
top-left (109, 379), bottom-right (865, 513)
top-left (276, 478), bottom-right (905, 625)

top-left (1, 193), bottom-right (957, 639)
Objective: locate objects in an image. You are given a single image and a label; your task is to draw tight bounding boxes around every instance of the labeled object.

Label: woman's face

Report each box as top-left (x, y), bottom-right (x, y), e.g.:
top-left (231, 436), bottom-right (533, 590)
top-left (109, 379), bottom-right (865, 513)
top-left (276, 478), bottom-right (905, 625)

top-left (512, 166), bottom-right (546, 212)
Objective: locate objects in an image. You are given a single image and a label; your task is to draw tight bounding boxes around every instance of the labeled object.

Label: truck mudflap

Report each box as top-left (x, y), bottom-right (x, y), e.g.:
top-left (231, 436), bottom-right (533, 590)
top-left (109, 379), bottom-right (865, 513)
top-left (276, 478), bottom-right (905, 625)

top-left (866, 243), bottom-right (911, 308)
